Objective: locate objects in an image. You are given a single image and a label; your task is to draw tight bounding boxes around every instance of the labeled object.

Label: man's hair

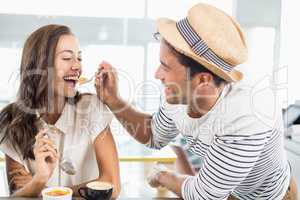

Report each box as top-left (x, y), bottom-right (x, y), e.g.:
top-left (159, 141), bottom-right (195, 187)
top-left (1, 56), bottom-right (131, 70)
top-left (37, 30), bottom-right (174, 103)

top-left (154, 32), bottom-right (227, 86)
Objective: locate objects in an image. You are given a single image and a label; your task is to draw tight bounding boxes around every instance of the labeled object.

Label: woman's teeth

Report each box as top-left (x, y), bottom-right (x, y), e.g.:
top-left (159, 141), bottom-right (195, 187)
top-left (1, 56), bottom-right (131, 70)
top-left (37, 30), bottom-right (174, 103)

top-left (63, 75), bottom-right (79, 89)
top-left (63, 75), bottom-right (78, 81)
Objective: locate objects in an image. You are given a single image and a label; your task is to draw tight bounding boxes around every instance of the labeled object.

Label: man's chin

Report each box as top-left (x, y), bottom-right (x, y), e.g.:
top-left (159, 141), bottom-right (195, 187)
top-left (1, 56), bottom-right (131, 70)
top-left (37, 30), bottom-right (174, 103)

top-left (165, 96), bottom-right (180, 105)
top-left (165, 95), bottom-right (187, 105)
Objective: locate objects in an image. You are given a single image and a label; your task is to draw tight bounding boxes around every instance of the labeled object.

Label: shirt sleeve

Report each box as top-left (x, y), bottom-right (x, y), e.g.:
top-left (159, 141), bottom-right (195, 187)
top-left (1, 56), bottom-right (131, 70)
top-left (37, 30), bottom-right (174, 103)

top-left (181, 130), bottom-right (271, 200)
top-left (86, 95), bottom-right (113, 142)
top-left (146, 106), bottom-right (180, 150)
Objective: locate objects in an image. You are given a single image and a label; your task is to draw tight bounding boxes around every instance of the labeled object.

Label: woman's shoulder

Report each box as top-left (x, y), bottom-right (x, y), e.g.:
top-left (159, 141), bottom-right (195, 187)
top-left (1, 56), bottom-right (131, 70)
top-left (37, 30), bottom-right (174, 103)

top-left (73, 94), bottom-right (113, 139)
top-left (74, 93), bottom-right (112, 118)
top-left (76, 93), bottom-right (105, 109)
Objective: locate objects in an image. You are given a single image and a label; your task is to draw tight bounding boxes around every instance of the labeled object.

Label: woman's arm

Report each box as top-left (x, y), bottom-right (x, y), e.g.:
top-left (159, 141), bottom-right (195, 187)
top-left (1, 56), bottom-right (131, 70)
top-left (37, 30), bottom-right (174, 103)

top-left (71, 126), bottom-right (121, 198)
top-left (5, 129), bottom-right (59, 197)
top-left (6, 156), bottom-right (47, 197)
top-left (6, 155), bottom-right (32, 193)
top-left (5, 155), bottom-right (46, 196)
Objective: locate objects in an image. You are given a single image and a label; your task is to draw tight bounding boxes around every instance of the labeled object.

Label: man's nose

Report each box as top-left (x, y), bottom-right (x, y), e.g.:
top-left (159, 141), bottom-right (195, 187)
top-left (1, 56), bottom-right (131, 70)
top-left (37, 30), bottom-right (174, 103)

top-left (154, 66), bottom-right (164, 81)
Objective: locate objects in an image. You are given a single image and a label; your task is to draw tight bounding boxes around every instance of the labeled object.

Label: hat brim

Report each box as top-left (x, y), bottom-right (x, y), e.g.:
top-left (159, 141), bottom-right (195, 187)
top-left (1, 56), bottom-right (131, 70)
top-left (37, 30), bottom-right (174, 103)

top-left (156, 18), bottom-right (243, 82)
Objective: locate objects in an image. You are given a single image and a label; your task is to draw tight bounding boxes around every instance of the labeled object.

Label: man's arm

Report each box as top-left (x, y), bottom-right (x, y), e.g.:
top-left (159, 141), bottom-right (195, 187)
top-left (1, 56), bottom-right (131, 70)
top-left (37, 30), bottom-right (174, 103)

top-left (94, 61), bottom-right (180, 149)
top-left (171, 145), bottom-right (196, 176)
top-left (104, 97), bottom-right (152, 144)
top-left (94, 61), bottom-right (153, 144)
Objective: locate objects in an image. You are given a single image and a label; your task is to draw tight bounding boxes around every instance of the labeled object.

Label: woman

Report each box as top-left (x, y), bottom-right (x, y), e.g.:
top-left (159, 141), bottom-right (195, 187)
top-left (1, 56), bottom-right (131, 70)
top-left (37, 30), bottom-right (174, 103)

top-left (0, 24), bottom-right (121, 197)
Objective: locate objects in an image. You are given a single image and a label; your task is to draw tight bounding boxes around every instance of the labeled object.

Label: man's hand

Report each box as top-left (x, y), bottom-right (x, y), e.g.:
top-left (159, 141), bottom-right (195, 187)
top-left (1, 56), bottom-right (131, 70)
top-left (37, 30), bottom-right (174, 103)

top-left (147, 164), bottom-right (170, 188)
top-left (94, 61), bottom-right (120, 106)
top-left (147, 163), bottom-right (187, 198)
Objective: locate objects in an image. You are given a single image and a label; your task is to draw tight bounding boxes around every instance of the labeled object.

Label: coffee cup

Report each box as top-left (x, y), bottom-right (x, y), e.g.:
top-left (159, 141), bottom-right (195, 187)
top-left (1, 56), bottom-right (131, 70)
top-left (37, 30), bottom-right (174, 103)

top-left (42, 187), bottom-right (73, 200)
top-left (78, 181), bottom-right (113, 200)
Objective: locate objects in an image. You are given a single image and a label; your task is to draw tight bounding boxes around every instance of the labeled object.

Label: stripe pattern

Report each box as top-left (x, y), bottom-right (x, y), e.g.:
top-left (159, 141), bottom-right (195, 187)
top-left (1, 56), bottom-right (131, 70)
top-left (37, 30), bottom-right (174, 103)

top-left (147, 107), bottom-right (180, 149)
top-left (176, 18), bottom-right (233, 73)
top-left (148, 106), bottom-right (290, 200)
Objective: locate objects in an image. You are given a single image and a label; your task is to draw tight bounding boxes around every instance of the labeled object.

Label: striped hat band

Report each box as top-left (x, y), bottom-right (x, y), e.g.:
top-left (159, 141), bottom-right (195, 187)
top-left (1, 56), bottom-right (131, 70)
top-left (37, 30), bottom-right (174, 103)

top-left (176, 18), bottom-right (233, 73)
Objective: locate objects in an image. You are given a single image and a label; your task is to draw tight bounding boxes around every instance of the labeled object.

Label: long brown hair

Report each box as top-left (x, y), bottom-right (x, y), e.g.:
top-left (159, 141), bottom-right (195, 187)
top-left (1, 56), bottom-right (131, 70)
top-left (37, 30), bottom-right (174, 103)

top-left (0, 24), bottom-right (74, 160)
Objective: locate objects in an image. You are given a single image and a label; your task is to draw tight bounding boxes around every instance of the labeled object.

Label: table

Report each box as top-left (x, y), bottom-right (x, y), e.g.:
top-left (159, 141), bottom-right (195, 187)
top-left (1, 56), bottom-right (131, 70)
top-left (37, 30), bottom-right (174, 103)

top-left (1, 145), bottom-right (178, 198)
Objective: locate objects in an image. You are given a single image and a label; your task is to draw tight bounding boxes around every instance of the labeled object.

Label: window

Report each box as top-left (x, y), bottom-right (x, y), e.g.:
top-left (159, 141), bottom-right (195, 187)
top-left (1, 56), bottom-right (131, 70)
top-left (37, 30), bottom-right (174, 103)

top-left (281, 0), bottom-right (298, 105)
top-left (147, 0), bottom-right (233, 19)
top-left (0, 48), bottom-right (21, 102)
top-left (237, 27), bottom-right (276, 86)
top-left (0, 0), bottom-right (145, 18)
top-left (80, 45), bottom-right (144, 102)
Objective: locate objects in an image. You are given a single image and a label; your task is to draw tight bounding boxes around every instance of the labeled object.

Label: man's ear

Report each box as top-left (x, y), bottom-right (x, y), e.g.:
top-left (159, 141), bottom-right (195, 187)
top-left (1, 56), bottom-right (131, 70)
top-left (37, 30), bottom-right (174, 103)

top-left (192, 72), bottom-right (213, 87)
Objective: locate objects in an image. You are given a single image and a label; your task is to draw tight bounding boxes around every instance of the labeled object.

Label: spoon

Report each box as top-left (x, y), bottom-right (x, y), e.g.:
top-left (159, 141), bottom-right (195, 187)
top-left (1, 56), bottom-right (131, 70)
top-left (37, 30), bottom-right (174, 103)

top-left (59, 157), bottom-right (76, 175)
top-left (78, 75), bottom-right (95, 85)
top-left (47, 126), bottom-right (77, 175)
top-left (78, 68), bottom-right (107, 85)
top-left (36, 111), bottom-right (77, 175)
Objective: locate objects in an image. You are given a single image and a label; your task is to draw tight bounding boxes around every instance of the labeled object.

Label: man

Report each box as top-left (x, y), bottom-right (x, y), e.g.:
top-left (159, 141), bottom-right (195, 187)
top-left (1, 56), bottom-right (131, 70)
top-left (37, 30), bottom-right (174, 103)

top-left (94, 3), bottom-right (297, 200)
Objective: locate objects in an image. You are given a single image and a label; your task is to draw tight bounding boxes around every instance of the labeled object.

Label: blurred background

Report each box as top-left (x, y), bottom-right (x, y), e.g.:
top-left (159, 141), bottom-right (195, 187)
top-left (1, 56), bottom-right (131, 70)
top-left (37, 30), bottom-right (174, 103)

top-left (0, 0), bottom-right (299, 197)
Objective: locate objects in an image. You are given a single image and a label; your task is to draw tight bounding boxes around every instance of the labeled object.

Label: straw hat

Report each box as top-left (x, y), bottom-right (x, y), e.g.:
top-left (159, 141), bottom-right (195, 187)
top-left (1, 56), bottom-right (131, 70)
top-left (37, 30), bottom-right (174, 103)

top-left (156, 3), bottom-right (248, 82)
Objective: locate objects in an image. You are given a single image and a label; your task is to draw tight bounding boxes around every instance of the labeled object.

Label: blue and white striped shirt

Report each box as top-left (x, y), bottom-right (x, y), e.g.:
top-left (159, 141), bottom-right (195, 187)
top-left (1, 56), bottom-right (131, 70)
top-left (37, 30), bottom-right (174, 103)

top-left (147, 84), bottom-right (290, 200)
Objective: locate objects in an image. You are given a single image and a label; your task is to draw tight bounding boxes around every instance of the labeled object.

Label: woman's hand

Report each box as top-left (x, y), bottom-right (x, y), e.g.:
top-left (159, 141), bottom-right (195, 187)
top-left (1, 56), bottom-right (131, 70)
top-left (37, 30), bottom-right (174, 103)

top-left (33, 129), bottom-right (59, 183)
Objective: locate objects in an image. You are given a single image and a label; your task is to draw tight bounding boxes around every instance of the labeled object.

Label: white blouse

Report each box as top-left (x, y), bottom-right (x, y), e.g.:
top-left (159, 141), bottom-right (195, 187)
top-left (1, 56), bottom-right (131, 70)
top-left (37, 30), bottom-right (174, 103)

top-left (0, 94), bottom-right (113, 187)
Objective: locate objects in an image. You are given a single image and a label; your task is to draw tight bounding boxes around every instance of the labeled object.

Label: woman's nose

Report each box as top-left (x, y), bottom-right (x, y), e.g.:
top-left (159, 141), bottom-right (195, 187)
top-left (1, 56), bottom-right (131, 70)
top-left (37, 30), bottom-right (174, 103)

top-left (71, 59), bottom-right (81, 70)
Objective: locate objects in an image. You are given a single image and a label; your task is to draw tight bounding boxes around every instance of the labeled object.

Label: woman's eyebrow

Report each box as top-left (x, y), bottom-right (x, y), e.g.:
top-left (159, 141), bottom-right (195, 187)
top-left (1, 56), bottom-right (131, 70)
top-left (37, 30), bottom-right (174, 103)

top-left (56, 50), bottom-right (82, 55)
